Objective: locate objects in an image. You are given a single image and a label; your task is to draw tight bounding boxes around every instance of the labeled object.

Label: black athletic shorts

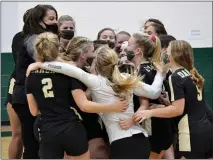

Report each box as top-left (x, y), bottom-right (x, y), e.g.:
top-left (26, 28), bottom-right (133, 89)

top-left (4, 77), bottom-right (15, 106)
top-left (34, 114), bottom-right (41, 142)
top-left (175, 128), bottom-right (213, 159)
top-left (110, 133), bottom-right (151, 159)
top-left (5, 93), bottom-right (12, 106)
top-left (101, 122), bottom-right (109, 143)
top-left (39, 121), bottom-right (88, 159)
top-left (172, 132), bottom-right (178, 151)
top-left (80, 113), bottom-right (103, 141)
top-left (149, 117), bottom-right (173, 153)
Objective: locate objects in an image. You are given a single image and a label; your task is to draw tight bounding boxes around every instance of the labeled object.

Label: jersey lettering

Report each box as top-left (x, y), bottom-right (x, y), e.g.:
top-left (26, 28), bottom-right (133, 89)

top-left (177, 70), bottom-right (190, 78)
top-left (144, 65), bottom-right (154, 72)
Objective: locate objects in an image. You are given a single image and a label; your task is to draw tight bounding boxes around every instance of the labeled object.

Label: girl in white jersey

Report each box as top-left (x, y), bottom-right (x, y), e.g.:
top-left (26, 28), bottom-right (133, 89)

top-left (27, 37), bottom-right (165, 159)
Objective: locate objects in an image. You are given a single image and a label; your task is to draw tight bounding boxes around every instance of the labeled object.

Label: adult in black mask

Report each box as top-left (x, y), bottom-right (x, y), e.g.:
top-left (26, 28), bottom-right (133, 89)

top-left (57, 15), bottom-right (75, 53)
top-left (12, 4), bottom-right (58, 159)
top-left (5, 8), bottom-right (32, 159)
top-left (23, 5), bottom-right (58, 36)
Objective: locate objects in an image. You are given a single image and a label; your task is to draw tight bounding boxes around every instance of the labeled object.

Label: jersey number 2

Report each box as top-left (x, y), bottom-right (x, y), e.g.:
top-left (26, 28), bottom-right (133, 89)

top-left (42, 78), bottom-right (54, 98)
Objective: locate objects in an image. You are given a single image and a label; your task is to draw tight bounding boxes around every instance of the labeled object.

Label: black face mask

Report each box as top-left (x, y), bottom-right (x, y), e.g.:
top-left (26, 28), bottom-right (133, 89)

top-left (162, 53), bottom-right (170, 64)
top-left (118, 63), bottom-right (135, 73)
top-left (86, 56), bottom-right (95, 66)
top-left (115, 46), bottom-right (122, 54)
top-left (93, 40), bottom-right (115, 50)
top-left (126, 50), bottom-right (135, 61)
top-left (60, 30), bottom-right (74, 40)
top-left (106, 40), bottom-right (115, 49)
top-left (44, 22), bottom-right (58, 35)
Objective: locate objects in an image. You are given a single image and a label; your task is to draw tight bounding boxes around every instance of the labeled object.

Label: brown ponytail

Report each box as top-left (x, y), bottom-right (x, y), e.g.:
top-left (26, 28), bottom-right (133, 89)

top-left (190, 67), bottom-right (205, 90)
top-left (169, 40), bottom-right (205, 90)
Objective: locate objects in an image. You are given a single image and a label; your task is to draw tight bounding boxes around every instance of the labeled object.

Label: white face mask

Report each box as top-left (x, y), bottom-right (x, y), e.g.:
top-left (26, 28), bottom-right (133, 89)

top-left (119, 41), bottom-right (129, 58)
top-left (121, 41), bottom-right (128, 51)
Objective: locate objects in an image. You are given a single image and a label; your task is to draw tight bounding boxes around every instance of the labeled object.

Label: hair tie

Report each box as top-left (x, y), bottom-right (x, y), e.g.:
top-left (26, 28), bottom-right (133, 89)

top-left (60, 45), bottom-right (67, 53)
top-left (112, 64), bottom-right (117, 67)
top-left (190, 67), bottom-right (196, 73)
top-left (151, 36), bottom-right (156, 42)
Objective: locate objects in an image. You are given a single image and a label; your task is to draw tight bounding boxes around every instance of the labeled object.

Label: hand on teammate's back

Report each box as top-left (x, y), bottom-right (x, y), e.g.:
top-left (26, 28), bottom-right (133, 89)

top-left (111, 99), bottom-right (129, 112)
top-left (119, 117), bottom-right (135, 130)
top-left (26, 62), bottom-right (43, 77)
top-left (158, 92), bottom-right (171, 106)
top-left (134, 109), bottom-right (152, 123)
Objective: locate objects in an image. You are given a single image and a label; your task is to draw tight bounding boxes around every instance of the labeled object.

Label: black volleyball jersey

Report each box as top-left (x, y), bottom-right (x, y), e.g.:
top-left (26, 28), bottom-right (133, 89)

top-left (25, 69), bottom-right (86, 142)
top-left (12, 32), bottom-right (24, 65)
top-left (167, 68), bottom-right (212, 134)
top-left (13, 35), bottom-right (37, 104)
top-left (133, 62), bottom-right (169, 111)
top-left (11, 31), bottom-right (24, 78)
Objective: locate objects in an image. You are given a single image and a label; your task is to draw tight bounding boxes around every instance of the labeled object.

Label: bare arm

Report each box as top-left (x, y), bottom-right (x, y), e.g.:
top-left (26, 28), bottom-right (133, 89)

top-left (72, 89), bottom-right (129, 113)
top-left (85, 89), bottom-right (92, 100)
top-left (134, 99), bottom-right (185, 121)
top-left (132, 97), bottom-right (150, 123)
top-left (26, 94), bottom-right (40, 117)
top-left (138, 97), bottom-right (149, 111)
top-left (135, 72), bottom-right (185, 119)
top-left (151, 98), bottom-right (185, 118)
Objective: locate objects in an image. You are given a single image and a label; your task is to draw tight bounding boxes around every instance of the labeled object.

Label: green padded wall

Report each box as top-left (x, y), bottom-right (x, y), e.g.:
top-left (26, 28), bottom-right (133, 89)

top-left (1, 48), bottom-right (213, 121)
top-left (1, 53), bottom-right (14, 121)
